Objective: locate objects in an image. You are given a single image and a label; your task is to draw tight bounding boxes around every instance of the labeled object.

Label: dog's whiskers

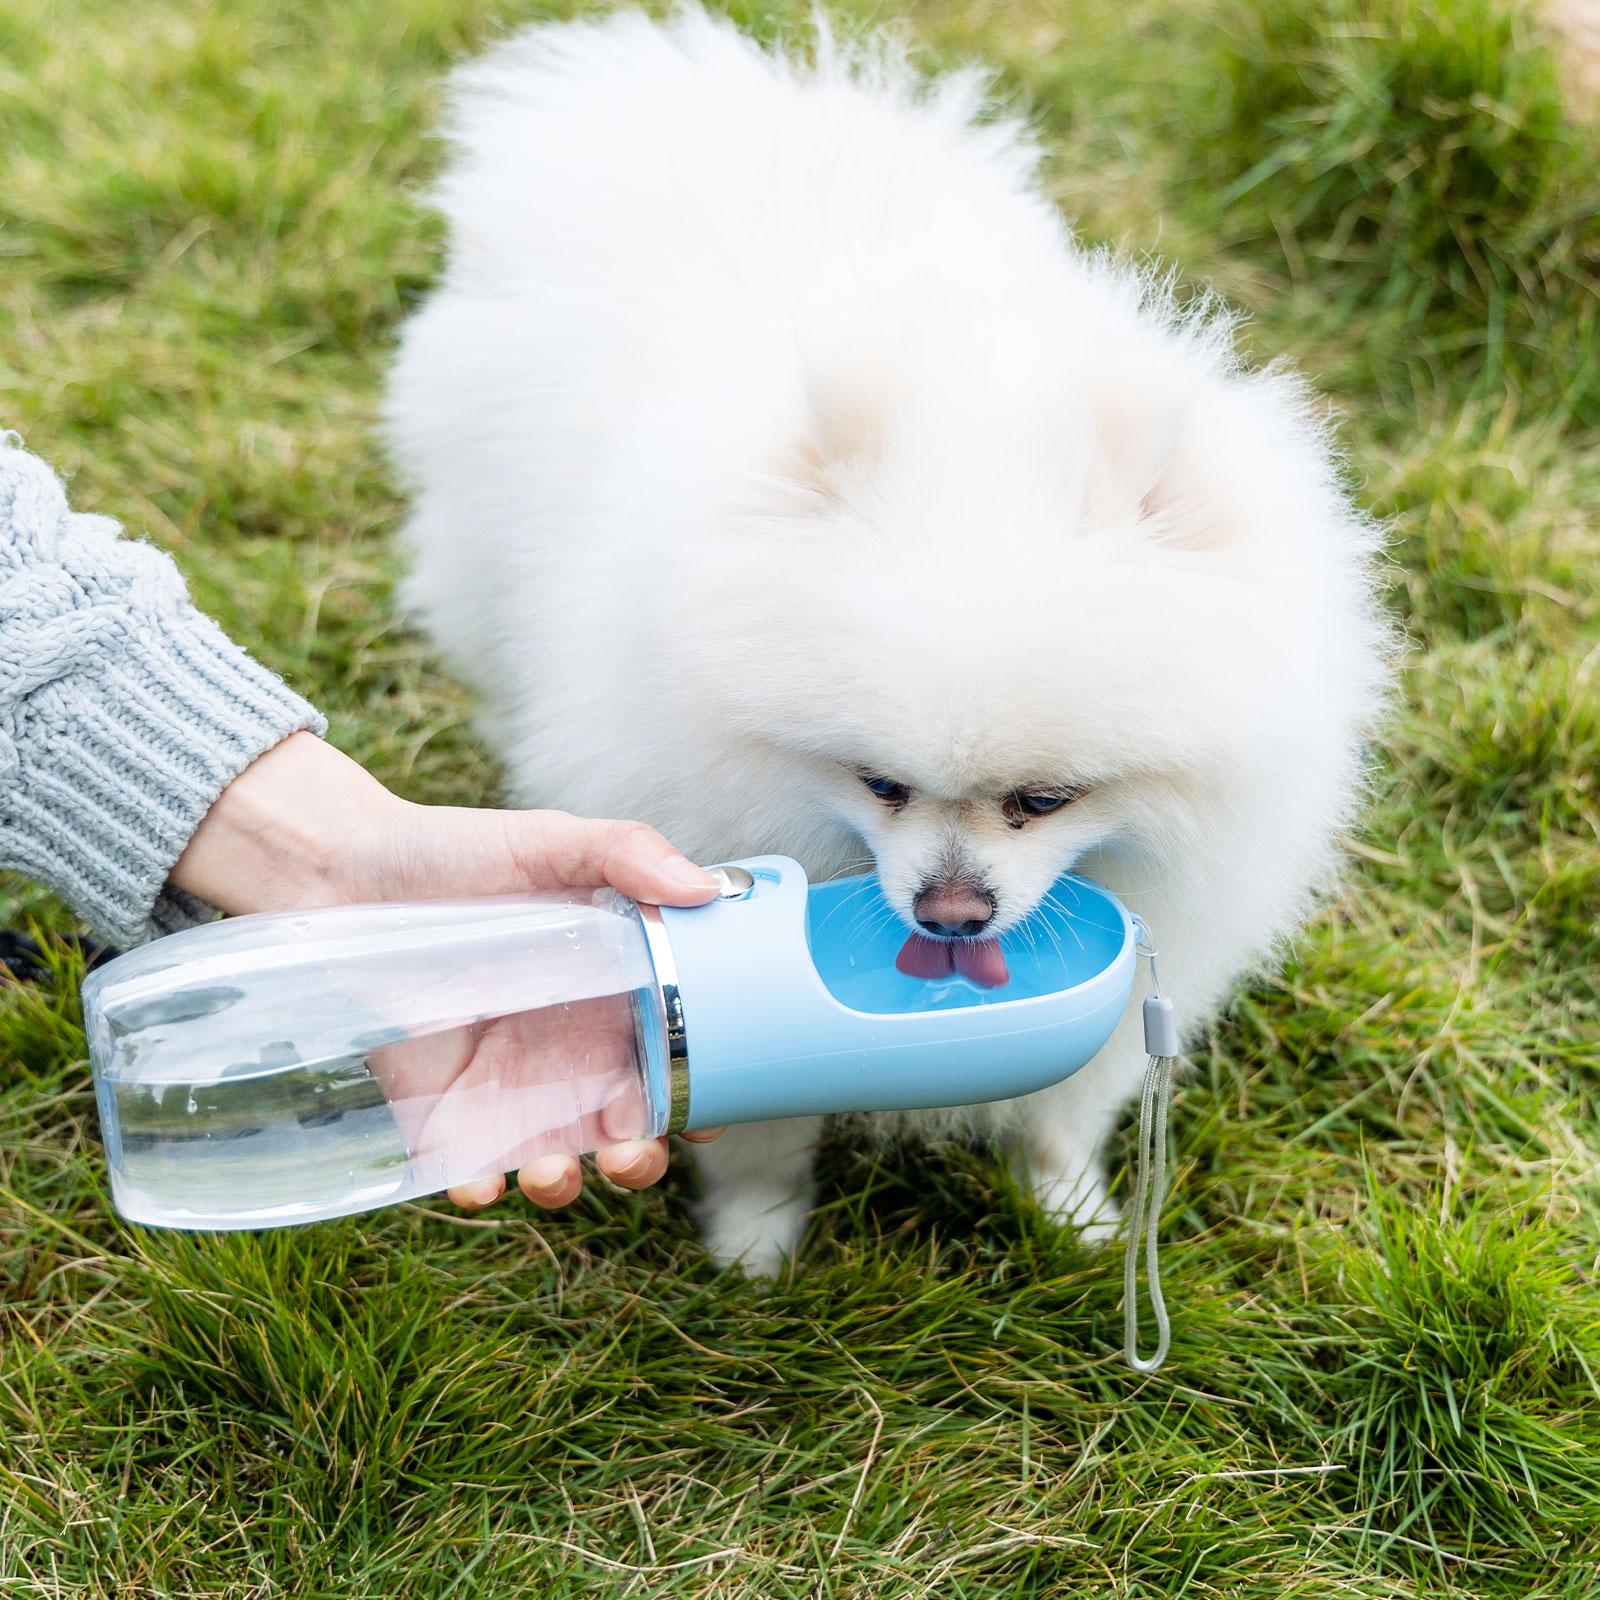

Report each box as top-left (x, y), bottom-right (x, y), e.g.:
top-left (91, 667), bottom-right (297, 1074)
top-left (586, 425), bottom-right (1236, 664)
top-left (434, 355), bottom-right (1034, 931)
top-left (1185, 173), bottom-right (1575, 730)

top-left (811, 877), bottom-right (876, 941)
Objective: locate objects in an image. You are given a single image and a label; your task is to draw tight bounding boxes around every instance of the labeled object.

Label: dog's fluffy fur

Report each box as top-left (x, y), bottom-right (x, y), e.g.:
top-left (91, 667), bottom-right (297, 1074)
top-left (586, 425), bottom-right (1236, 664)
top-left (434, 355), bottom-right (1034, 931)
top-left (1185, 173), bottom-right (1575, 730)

top-left (386, 6), bottom-right (1391, 1273)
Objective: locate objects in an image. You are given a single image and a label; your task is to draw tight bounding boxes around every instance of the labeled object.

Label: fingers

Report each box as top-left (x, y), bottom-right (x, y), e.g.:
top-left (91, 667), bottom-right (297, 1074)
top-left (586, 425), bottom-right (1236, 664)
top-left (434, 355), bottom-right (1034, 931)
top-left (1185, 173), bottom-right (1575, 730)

top-left (598, 1062), bottom-right (651, 1144)
top-left (511, 812), bottom-right (720, 906)
top-left (464, 1133), bottom-right (705, 1214)
top-left (595, 1138), bottom-right (669, 1190)
top-left (452, 1159), bottom-right (585, 1212)
top-left (448, 1173), bottom-right (505, 1209)
top-left (678, 1125), bottom-right (726, 1143)
top-left (516, 1142), bottom-right (665, 1204)
top-left (518, 1153), bottom-right (585, 1209)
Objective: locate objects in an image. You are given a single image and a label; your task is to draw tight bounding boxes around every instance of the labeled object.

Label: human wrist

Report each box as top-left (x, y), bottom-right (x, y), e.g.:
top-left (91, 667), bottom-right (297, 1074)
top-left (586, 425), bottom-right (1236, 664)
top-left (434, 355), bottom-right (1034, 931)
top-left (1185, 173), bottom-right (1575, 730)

top-left (169, 732), bottom-right (402, 915)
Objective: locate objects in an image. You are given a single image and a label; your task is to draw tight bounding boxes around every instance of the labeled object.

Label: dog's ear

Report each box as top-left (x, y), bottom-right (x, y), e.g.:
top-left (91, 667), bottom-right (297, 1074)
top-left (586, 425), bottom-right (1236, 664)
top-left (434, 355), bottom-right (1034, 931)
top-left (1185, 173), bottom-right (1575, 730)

top-left (789, 358), bottom-right (889, 500)
top-left (741, 359), bottom-right (887, 519)
top-left (1138, 456), bottom-right (1237, 552)
top-left (809, 359), bottom-right (886, 465)
top-left (1091, 346), bottom-right (1235, 552)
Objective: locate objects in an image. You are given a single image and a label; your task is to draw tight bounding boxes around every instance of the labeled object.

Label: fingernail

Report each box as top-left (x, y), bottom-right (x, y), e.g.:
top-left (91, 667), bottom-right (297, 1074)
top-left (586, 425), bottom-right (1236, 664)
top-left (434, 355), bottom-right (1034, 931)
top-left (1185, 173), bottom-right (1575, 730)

top-left (662, 854), bottom-right (718, 891)
top-left (523, 1154), bottom-right (571, 1194)
top-left (610, 1142), bottom-right (656, 1181)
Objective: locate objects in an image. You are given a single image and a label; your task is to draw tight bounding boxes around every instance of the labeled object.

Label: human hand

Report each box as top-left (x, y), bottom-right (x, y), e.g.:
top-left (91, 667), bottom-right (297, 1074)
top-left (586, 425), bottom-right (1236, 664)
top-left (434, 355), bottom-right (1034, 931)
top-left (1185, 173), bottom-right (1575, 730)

top-left (170, 731), bottom-right (725, 1209)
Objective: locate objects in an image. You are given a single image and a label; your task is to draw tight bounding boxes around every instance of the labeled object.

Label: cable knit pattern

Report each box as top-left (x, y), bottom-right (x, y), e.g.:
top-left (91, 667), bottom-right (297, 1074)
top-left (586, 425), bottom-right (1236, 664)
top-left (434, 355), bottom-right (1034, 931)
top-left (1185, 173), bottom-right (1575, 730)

top-left (0, 433), bottom-right (326, 946)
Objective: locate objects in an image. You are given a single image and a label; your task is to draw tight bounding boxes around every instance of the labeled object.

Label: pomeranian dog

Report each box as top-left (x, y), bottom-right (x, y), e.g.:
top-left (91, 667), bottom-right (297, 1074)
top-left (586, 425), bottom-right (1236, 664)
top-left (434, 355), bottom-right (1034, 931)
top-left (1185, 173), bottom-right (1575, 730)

top-left (386, 6), bottom-right (1390, 1273)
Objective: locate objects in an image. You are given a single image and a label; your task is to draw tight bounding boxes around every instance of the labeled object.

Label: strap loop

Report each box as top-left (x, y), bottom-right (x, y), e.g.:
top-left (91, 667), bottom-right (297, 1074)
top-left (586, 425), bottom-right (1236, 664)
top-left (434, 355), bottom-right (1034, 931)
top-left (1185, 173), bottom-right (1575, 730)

top-left (1123, 1051), bottom-right (1176, 1373)
top-left (1122, 915), bottom-right (1178, 1374)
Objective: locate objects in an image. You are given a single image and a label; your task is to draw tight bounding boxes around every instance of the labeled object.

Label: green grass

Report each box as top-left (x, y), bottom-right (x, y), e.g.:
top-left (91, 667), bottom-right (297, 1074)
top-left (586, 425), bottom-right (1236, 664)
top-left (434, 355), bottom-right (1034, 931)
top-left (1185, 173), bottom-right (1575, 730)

top-left (2, 0), bottom-right (1597, 1593)
top-left (1202, 0), bottom-right (1600, 426)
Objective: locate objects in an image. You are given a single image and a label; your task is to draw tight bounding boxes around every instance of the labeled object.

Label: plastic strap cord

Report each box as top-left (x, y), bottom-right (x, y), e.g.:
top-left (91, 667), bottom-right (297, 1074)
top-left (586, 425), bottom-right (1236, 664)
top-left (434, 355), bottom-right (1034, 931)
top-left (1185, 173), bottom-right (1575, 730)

top-left (1124, 919), bottom-right (1179, 1375)
top-left (1123, 1050), bottom-right (1177, 1373)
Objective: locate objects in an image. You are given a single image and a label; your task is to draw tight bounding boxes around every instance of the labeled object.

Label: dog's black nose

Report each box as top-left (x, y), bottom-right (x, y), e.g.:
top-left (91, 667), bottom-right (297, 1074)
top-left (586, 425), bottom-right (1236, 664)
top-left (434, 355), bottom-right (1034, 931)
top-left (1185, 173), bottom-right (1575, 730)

top-left (917, 916), bottom-right (991, 938)
top-left (914, 882), bottom-right (996, 939)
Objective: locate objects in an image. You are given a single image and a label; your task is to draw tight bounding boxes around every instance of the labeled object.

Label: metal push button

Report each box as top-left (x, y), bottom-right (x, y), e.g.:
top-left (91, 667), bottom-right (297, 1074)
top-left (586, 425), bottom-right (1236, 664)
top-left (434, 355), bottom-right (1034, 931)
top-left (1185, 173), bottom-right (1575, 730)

top-left (707, 865), bottom-right (756, 900)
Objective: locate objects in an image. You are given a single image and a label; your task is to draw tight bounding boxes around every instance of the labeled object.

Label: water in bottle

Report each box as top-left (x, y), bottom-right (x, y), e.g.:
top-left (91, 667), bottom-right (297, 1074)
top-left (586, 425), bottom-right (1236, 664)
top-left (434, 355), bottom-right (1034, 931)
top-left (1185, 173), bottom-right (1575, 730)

top-left (86, 891), bottom-right (669, 1229)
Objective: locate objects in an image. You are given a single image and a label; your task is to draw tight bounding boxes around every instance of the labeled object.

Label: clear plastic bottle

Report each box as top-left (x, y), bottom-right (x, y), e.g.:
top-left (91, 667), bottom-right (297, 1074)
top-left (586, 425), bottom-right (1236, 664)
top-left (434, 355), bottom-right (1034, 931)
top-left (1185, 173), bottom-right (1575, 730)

top-left (85, 891), bottom-right (670, 1230)
top-left (83, 856), bottom-right (1138, 1233)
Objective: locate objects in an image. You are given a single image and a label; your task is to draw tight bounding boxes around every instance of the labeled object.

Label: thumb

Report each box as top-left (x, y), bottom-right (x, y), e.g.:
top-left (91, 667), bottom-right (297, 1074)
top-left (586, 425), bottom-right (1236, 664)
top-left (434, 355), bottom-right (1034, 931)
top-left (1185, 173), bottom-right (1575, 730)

top-left (512, 813), bottom-right (721, 906)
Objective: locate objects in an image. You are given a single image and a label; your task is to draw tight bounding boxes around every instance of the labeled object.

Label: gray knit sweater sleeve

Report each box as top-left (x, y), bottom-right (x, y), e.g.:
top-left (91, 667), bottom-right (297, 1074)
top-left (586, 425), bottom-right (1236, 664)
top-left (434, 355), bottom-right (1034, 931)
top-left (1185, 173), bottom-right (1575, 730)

top-left (0, 433), bottom-right (326, 947)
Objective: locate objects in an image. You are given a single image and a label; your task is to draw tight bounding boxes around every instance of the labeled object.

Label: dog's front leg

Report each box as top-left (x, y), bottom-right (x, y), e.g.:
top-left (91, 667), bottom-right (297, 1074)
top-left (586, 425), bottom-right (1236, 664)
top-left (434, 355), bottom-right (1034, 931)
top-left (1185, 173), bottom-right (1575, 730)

top-left (1012, 864), bottom-right (1244, 1244)
top-left (690, 1116), bottom-right (822, 1275)
top-left (1010, 1001), bottom-right (1151, 1244)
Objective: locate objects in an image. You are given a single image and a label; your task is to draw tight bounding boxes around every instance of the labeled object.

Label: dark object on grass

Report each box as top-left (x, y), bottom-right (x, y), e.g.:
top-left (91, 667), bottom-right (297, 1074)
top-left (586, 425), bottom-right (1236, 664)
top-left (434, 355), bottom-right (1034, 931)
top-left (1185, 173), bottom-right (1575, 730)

top-left (0, 929), bottom-right (117, 985)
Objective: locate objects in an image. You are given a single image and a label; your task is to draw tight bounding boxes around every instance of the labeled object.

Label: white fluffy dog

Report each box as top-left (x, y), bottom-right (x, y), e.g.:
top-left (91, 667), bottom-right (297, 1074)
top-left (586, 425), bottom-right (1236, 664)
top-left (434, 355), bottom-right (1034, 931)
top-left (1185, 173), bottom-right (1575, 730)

top-left (386, 5), bottom-right (1390, 1273)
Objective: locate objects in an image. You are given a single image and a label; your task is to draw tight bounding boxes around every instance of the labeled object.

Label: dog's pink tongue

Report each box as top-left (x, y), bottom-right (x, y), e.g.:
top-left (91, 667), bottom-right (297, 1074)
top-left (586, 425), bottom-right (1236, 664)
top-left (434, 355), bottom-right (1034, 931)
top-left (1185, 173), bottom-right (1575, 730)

top-left (895, 934), bottom-right (955, 979)
top-left (952, 939), bottom-right (1010, 989)
top-left (894, 934), bottom-right (1011, 989)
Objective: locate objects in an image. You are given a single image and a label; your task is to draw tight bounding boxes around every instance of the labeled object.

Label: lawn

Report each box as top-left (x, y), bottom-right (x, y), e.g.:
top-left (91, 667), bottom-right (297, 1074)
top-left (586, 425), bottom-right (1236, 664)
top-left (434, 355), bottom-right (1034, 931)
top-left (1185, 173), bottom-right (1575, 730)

top-left (2, 0), bottom-right (1597, 1594)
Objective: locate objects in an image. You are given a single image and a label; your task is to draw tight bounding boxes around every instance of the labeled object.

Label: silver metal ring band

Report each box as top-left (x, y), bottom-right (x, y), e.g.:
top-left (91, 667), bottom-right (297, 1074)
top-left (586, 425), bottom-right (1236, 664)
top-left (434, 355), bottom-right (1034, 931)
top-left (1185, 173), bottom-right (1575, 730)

top-left (637, 903), bottom-right (691, 1134)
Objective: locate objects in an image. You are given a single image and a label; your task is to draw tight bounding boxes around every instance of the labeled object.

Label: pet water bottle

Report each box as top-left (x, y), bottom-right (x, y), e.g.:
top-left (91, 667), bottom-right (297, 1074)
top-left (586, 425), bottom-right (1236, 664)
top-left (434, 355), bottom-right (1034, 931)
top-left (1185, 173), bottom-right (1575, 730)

top-left (84, 858), bottom-right (1137, 1231)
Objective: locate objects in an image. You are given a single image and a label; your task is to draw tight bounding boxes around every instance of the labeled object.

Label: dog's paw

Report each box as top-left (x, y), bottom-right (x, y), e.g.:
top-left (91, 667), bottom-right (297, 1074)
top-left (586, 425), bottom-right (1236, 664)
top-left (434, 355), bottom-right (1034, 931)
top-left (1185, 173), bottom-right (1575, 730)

top-left (1029, 1161), bottom-right (1121, 1245)
top-left (698, 1191), bottom-right (809, 1277)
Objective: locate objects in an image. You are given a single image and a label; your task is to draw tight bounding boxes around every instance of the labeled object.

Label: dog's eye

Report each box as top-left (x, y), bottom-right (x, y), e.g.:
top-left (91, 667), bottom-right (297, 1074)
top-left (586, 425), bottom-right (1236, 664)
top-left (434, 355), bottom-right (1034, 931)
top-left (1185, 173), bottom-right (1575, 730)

top-left (860, 773), bottom-right (912, 808)
top-left (1003, 787), bottom-right (1087, 826)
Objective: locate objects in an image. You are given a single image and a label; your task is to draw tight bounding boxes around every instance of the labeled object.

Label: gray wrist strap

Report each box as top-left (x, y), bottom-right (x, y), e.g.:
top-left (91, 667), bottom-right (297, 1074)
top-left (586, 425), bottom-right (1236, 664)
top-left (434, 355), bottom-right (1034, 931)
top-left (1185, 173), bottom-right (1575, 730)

top-left (1123, 923), bottom-right (1180, 1374)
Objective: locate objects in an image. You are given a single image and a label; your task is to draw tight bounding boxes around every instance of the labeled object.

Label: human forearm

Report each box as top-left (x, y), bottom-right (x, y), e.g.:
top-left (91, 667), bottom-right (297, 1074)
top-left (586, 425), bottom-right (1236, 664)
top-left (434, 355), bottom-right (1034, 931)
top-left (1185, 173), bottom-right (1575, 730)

top-left (168, 731), bottom-right (394, 913)
top-left (0, 436), bottom-right (324, 945)
top-left (171, 730), bottom-right (723, 913)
